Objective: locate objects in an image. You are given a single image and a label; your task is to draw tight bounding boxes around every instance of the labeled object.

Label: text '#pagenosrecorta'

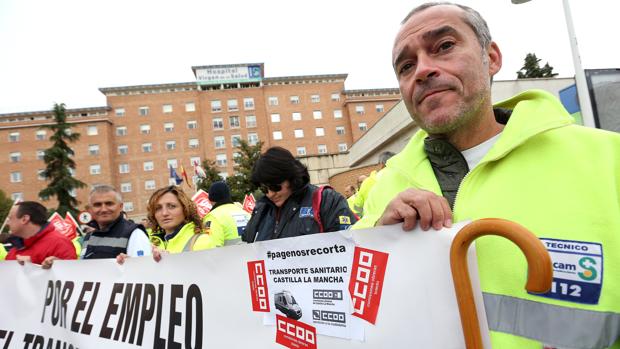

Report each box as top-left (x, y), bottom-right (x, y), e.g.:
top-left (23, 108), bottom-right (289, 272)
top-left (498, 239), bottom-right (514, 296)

top-left (266, 244), bottom-right (347, 260)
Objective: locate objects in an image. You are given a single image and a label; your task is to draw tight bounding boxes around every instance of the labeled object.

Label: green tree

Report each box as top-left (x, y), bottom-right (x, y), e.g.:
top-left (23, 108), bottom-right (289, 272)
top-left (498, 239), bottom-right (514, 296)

top-left (517, 53), bottom-right (558, 79)
top-left (39, 103), bottom-right (86, 216)
top-left (195, 159), bottom-right (224, 193)
top-left (226, 140), bottom-right (263, 202)
top-left (0, 189), bottom-right (14, 233)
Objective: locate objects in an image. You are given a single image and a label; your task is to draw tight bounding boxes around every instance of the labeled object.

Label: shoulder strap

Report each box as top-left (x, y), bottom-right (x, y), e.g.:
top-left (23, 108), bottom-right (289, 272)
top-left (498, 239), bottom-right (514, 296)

top-left (183, 233), bottom-right (201, 252)
top-left (312, 185), bottom-right (332, 233)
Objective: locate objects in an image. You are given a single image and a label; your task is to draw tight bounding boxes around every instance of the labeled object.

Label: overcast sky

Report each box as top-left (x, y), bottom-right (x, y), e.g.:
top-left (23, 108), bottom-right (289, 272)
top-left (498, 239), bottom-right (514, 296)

top-left (0, 0), bottom-right (617, 114)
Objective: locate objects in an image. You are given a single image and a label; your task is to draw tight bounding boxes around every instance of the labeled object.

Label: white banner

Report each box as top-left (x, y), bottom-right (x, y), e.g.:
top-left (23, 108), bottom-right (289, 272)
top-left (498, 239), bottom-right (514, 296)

top-left (0, 222), bottom-right (491, 348)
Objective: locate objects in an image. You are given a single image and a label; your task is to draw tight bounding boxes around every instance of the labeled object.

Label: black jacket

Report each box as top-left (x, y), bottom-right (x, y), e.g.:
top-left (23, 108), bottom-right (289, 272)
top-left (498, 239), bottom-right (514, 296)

top-left (83, 216), bottom-right (146, 259)
top-left (242, 184), bottom-right (357, 242)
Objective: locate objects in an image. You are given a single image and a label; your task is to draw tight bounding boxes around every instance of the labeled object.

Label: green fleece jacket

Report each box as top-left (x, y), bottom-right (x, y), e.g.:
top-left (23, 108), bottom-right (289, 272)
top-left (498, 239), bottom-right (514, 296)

top-left (354, 90), bottom-right (620, 348)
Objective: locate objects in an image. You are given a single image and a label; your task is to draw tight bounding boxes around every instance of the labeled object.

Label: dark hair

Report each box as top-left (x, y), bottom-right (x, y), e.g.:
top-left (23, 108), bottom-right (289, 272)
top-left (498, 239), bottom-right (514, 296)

top-left (378, 151), bottom-right (395, 165)
top-left (401, 2), bottom-right (492, 50)
top-left (15, 201), bottom-right (48, 226)
top-left (251, 146), bottom-right (310, 191)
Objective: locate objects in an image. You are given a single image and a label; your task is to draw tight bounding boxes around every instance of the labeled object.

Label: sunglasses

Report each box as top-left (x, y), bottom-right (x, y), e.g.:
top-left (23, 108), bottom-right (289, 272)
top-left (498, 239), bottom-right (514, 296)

top-left (260, 183), bottom-right (282, 193)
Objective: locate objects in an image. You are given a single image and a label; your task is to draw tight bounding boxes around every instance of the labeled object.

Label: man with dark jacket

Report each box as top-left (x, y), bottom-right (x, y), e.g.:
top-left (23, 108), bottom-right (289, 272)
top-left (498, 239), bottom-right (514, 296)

top-left (242, 147), bottom-right (357, 242)
top-left (81, 185), bottom-right (151, 259)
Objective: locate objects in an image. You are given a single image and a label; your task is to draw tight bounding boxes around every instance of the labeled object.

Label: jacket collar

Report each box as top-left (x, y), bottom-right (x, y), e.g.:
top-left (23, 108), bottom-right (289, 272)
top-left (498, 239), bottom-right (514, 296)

top-left (8, 223), bottom-right (54, 250)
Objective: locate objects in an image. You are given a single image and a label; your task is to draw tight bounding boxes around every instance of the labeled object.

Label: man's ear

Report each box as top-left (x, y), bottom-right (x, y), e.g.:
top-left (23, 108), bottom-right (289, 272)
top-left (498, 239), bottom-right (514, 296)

top-left (20, 214), bottom-right (31, 224)
top-left (487, 41), bottom-right (502, 77)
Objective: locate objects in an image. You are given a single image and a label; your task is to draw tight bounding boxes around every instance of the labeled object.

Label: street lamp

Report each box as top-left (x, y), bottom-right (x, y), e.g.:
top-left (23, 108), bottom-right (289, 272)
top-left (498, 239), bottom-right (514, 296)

top-left (511, 0), bottom-right (596, 128)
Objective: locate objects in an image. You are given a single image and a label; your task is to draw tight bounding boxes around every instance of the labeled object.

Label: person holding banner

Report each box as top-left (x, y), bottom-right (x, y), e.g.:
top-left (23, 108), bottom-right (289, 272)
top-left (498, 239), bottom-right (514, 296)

top-left (354, 2), bottom-right (620, 348)
top-left (4, 201), bottom-right (76, 265)
top-left (242, 147), bottom-right (357, 242)
top-left (146, 186), bottom-right (214, 259)
top-left (200, 181), bottom-right (250, 246)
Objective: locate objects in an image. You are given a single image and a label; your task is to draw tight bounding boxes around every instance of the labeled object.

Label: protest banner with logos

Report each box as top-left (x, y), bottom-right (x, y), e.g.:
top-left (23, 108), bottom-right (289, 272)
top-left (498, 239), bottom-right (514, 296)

top-left (0, 222), bottom-right (490, 348)
top-left (191, 189), bottom-right (212, 219)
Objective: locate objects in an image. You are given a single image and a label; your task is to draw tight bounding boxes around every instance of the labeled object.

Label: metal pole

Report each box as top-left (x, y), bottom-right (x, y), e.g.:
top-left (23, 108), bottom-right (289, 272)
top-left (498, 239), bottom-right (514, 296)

top-left (562, 0), bottom-right (596, 127)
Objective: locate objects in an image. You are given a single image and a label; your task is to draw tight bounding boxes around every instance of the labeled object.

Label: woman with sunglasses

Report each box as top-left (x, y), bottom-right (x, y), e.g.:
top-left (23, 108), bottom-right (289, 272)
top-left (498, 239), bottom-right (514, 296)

top-left (242, 147), bottom-right (357, 242)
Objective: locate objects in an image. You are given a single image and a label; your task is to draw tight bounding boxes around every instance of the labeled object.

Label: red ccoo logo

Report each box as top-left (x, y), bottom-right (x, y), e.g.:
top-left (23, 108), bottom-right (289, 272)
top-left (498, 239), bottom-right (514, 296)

top-left (349, 246), bottom-right (389, 324)
top-left (247, 260), bottom-right (270, 312)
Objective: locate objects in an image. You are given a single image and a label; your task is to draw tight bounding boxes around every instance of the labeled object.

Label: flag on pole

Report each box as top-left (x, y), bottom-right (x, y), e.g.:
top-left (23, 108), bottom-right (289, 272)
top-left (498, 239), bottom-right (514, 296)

top-left (64, 212), bottom-right (81, 237)
top-left (193, 160), bottom-right (207, 179)
top-left (191, 190), bottom-right (212, 218)
top-left (180, 165), bottom-right (192, 188)
top-left (242, 193), bottom-right (256, 213)
top-left (169, 166), bottom-right (183, 185)
top-left (48, 212), bottom-right (77, 240)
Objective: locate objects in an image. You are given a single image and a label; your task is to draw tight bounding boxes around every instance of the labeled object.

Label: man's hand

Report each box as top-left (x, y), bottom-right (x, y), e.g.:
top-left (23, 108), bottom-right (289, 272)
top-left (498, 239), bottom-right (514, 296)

top-left (377, 189), bottom-right (453, 231)
top-left (152, 246), bottom-right (165, 263)
top-left (15, 255), bottom-right (32, 265)
top-left (116, 253), bottom-right (129, 265)
top-left (41, 256), bottom-right (58, 269)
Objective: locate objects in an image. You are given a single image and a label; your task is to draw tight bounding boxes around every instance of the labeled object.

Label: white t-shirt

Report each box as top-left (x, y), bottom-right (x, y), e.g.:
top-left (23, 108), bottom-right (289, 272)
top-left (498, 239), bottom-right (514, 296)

top-left (461, 132), bottom-right (502, 170)
top-left (126, 228), bottom-right (152, 257)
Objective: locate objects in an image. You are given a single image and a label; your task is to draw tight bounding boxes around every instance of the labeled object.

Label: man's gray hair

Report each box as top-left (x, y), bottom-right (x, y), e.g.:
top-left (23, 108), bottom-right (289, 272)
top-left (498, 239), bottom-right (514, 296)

top-left (401, 2), bottom-right (492, 50)
top-left (378, 151), bottom-right (396, 165)
top-left (89, 184), bottom-right (122, 203)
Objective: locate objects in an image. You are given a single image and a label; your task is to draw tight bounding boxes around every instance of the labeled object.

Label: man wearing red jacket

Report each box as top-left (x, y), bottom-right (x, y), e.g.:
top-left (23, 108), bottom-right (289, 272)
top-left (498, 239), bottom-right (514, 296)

top-left (5, 201), bottom-right (76, 265)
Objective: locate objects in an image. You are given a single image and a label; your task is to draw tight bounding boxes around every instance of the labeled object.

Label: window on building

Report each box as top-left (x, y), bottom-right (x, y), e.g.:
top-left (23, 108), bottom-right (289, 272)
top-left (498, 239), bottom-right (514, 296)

top-left (227, 99), bottom-right (238, 111)
top-left (90, 164), bottom-right (101, 175)
top-left (376, 104), bottom-right (384, 113)
top-left (10, 171), bottom-right (22, 183)
top-left (333, 110), bottom-right (343, 119)
top-left (292, 112), bottom-right (302, 121)
top-left (142, 143), bottom-right (152, 153)
top-left (358, 122), bottom-right (368, 131)
top-left (315, 127), bottom-right (325, 137)
top-left (216, 154), bottom-right (227, 167)
top-left (273, 131), bottom-right (283, 140)
top-left (248, 133), bottom-right (259, 146)
top-left (88, 144), bottom-right (100, 155)
top-left (294, 129), bottom-right (304, 138)
top-left (290, 95), bottom-right (300, 104)
top-left (246, 115), bottom-right (257, 128)
top-left (231, 135), bottom-right (242, 147)
top-left (296, 147), bottom-right (307, 156)
top-left (355, 105), bottom-right (365, 115)
top-left (145, 180), bottom-right (156, 190)
top-left (140, 124), bottom-right (151, 135)
top-left (11, 193), bottom-right (23, 201)
top-left (69, 188), bottom-right (77, 198)
top-left (243, 97), bottom-right (255, 110)
top-left (185, 102), bottom-right (195, 112)
top-left (331, 93), bottom-right (341, 102)
top-left (162, 122), bottom-right (173, 132)
top-left (218, 172), bottom-right (228, 180)
top-left (35, 130), bottom-right (46, 141)
top-left (211, 100), bottom-right (222, 112)
top-left (9, 132), bottom-right (19, 142)
top-left (118, 145), bottom-right (128, 155)
top-left (124, 202), bottom-right (134, 212)
top-left (115, 108), bottom-right (125, 117)
top-left (336, 126), bottom-right (346, 135)
top-left (9, 152), bottom-right (21, 163)
top-left (188, 138), bottom-right (199, 148)
top-left (310, 94), bottom-right (320, 103)
top-left (271, 114), bottom-right (281, 123)
top-left (87, 126), bottom-right (98, 136)
top-left (213, 118), bottom-right (224, 130)
top-left (165, 141), bottom-right (176, 150)
top-left (143, 161), bottom-right (154, 171)
top-left (229, 116), bottom-right (240, 128)
top-left (232, 152), bottom-right (241, 163)
top-left (214, 136), bottom-right (225, 149)
top-left (116, 126), bottom-right (127, 136)
top-left (120, 182), bottom-right (132, 193)
top-left (119, 163), bottom-right (130, 174)
top-left (167, 159), bottom-right (178, 169)
top-left (37, 170), bottom-right (45, 181)
top-left (36, 150), bottom-right (45, 160)
top-left (162, 104), bottom-right (173, 113)
top-left (313, 111), bottom-right (322, 119)
top-left (268, 96), bottom-right (279, 106)
top-left (318, 144), bottom-right (327, 154)
top-left (69, 168), bottom-right (75, 177)
top-left (338, 143), bottom-right (348, 152)
top-left (187, 120), bottom-right (198, 129)
top-left (139, 106), bottom-right (149, 116)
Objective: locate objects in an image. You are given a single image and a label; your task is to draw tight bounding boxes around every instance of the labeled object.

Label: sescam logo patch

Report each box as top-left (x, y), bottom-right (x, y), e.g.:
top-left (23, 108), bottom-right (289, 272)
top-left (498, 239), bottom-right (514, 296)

top-left (339, 216), bottom-right (351, 225)
top-left (534, 238), bottom-right (603, 305)
top-left (299, 207), bottom-right (313, 218)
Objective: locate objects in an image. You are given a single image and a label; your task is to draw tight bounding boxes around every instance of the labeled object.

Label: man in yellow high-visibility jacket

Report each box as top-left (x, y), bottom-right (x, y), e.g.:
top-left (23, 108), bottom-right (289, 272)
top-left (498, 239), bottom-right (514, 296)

top-left (202, 181), bottom-right (250, 247)
top-left (354, 3), bottom-right (620, 348)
